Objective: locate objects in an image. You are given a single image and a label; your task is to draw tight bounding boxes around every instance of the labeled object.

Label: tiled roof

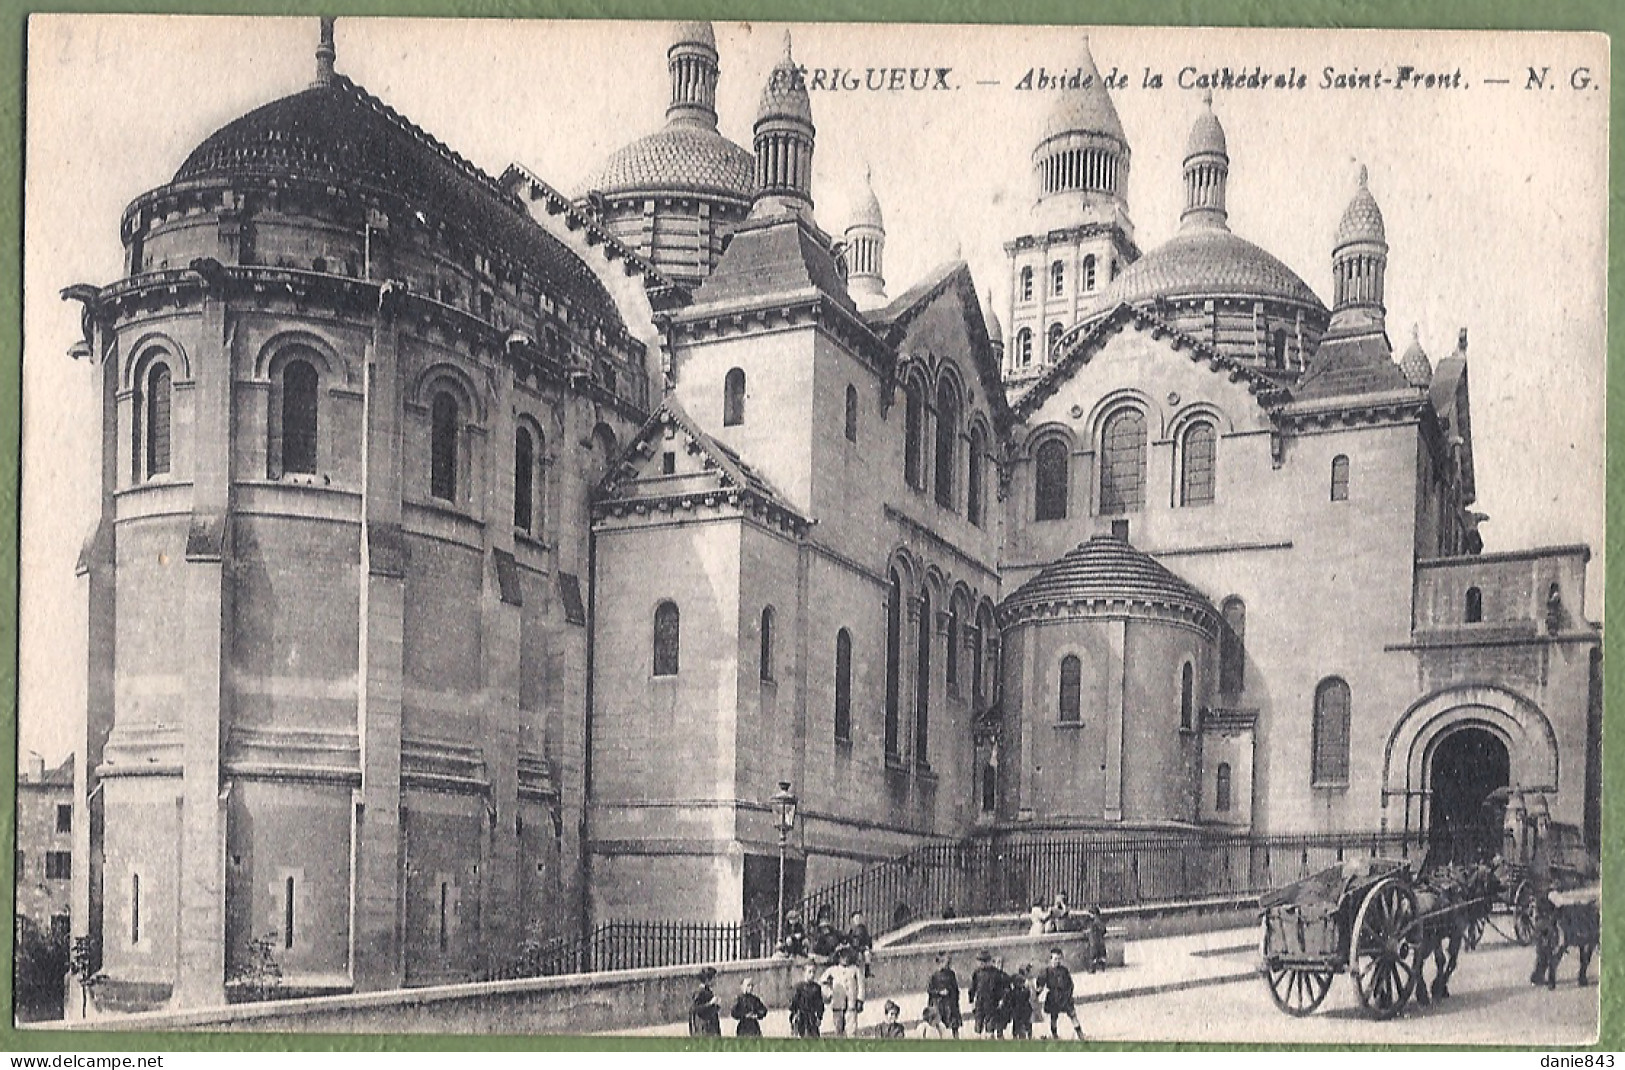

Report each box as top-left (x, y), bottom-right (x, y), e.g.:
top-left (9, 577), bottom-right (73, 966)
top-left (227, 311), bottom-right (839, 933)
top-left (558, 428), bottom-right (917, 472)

top-left (688, 213), bottom-right (856, 315)
top-left (578, 123), bottom-right (755, 201)
top-left (175, 76), bottom-right (625, 329)
top-left (1041, 39), bottom-right (1126, 144)
top-left (1000, 535), bottom-right (1218, 623)
top-left (1102, 227), bottom-right (1325, 310)
top-left (1186, 99), bottom-right (1226, 158)
top-left (1399, 330), bottom-right (1433, 386)
top-left (1293, 332), bottom-right (1412, 400)
top-left (1335, 167), bottom-right (1386, 247)
top-left (670, 21), bottom-right (716, 50)
top-left (758, 38), bottom-right (813, 125)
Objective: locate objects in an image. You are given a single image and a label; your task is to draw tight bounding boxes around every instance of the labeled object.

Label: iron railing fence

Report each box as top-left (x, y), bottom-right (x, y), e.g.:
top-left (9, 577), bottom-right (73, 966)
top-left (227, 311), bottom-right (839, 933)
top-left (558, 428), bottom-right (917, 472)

top-left (487, 828), bottom-right (1479, 981)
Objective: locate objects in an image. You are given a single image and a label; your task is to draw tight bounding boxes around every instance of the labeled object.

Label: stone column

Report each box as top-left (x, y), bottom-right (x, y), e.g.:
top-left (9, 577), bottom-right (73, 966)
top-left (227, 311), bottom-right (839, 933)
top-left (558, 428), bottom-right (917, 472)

top-left (1103, 619), bottom-right (1127, 822)
top-left (354, 285), bottom-right (406, 990)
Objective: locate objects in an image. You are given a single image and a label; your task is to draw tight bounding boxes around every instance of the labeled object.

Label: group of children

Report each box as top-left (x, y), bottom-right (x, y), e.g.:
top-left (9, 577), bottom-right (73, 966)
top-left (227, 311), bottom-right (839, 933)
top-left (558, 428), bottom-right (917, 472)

top-left (920, 948), bottom-right (1088, 1041)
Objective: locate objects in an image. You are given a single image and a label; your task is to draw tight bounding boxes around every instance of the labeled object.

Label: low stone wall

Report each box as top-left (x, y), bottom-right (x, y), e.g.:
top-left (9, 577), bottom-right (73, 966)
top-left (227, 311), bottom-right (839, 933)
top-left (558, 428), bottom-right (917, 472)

top-left (880, 894), bottom-right (1259, 948)
top-left (61, 899), bottom-right (1250, 1036)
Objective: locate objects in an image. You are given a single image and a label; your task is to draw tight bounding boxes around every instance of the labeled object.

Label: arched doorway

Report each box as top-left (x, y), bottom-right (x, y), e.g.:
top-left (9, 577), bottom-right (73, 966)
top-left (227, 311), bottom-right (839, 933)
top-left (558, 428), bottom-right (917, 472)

top-left (1428, 726), bottom-right (1510, 863)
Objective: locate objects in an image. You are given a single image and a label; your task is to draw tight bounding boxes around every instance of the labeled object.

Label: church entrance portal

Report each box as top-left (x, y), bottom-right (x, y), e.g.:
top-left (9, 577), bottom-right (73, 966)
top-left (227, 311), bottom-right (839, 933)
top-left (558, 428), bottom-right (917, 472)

top-left (1428, 726), bottom-right (1510, 863)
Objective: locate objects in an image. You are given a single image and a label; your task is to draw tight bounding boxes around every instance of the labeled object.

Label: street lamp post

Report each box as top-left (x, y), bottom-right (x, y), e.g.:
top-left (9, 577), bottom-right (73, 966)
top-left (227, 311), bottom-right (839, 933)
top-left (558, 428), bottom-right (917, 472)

top-left (771, 780), bottom-right (798, 948)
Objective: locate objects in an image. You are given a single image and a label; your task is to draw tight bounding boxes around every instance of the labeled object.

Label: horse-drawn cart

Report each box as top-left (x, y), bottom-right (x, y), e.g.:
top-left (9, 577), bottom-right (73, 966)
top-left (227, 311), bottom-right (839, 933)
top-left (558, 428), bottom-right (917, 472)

top-left (1485, 786), bottom-right (1598, 945)
top-left (1258, 858), bottom-right (1490, 1020)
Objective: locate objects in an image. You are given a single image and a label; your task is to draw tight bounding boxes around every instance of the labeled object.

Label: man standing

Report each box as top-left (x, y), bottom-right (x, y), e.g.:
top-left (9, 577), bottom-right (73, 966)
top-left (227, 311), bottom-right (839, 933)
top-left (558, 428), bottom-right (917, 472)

top-left (688, 965), bottom-right (722, 1036)
top-left (1038, 947), bottom-right (1085, 1040)
top-left (789, 962), bottom-right (826, 1038)
top-left (820, 948), bottom-right (866, 1036)
top-left (926, 952), bottom-right (963, 1040)
top-left (968, 950), bottom-right (1008, 1038)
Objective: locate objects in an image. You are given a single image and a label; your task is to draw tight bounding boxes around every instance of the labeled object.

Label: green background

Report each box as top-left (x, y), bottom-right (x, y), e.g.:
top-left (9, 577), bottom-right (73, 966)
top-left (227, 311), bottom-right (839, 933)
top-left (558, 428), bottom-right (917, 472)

top-left (0, 0), bottom-right (1617, 1054)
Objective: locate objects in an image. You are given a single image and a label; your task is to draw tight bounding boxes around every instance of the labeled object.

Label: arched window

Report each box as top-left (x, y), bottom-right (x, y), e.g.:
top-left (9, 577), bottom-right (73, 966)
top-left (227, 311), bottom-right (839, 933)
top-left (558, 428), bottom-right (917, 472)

top-left (1034, 438), bottom-right (1069, 521)
top-left (653, 601), bottom-right (681, 677)
top-left (934, 380), bottom-right (958, 509)
top-left (1312, 677), bottom-right (1351, 786)
top-left (845, 384), bottom-right (859, 443)
top-left (1058, 654), bottom-right (1082, 723)
top-left (724, 368), bottom-right (746, 427)
top-left (281, 359), bottom-right (319, 475)
top-left (1100, 408), bottom-right (1147, 514)
top-left (835, 629), bottom-right (853, 743)
top-left (946, 602), bottom-right (960, 692)
top-left (1180, 662), bottom-right (1194, 730)
top-left (759, 606), bottom-right (775, 681)
top-left (591, 423), bottom-right (619, 483)
top-left (915, 591), bottom-right (932, 767)
top-left (1048, 322), bottom-right (1064, 355)
top-left (1180, 421), bottom-right (1217, 506)
top-left (1082, 254), bottom-right (1097, 292)
top-left (1020, 266), bottom-right (1033, 302)
top-left (514, 426), bottom-right (536, 532)
top-left (904, 379), bottom-right (925, 490)
top-left (1465, 586), bottom-right (1483, 624)
top-left (1215, 763), bottom-right (1233, 812)
top-left (1331, 455), bottom-right (1350, 502)
top-left (430, 391), bottom-right (459, 502)
top-left (975, 604), bottom-right (995, 708)
top-left (884, 570), bottom-right (902, 760)
top-left (1017, 329), bottom-right (1033, 367)
top-left (966, 425), bottom-right (985, 528)
top-left (981, 760), bottom-right (997, 813)
top-left (1220, 597), bottom-right (1246, 694)
top-left (1051, 260), bottom-right (1065, 296)
top-left (143, 363), bottom-right (172, 480)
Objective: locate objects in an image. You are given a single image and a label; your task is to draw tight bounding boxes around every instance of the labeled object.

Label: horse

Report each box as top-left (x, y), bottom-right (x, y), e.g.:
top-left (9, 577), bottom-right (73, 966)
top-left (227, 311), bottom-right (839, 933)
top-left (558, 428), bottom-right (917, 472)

top-left (1411, 862), bottom-right (1496, 1006)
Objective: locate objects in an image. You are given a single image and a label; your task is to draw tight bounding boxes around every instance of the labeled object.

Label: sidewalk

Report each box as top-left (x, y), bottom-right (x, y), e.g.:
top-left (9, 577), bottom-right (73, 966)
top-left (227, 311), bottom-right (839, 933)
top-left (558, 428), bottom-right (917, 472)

top-left (601, 925), bottom-right (1260, 1038)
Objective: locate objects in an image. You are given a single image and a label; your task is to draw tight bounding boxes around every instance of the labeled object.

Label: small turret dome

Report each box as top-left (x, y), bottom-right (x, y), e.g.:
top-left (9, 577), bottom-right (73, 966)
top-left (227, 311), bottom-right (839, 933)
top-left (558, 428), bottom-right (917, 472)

top-left (983, 289), bottom-right (1004, 345)
top-left (852, 168), bottom-right (884, 229)
top-left (1041, 38), bottom-right (1126, 144)
top-left (1400, 326), bottom-right (1433, 386)
top-left (1185, 92), bottom-right (1227, 158)
top-left (670, 21), bottom-right (716, 51)
top-left (757, 32), bottom-right (813, 126)
top-left (1336, 165), bottom-right (1386, 248)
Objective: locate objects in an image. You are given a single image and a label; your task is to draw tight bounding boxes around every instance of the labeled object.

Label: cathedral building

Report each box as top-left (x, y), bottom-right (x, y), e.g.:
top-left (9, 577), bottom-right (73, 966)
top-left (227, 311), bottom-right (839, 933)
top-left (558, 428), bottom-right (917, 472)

top-left (62, 21), bottom-right (1600, 1010)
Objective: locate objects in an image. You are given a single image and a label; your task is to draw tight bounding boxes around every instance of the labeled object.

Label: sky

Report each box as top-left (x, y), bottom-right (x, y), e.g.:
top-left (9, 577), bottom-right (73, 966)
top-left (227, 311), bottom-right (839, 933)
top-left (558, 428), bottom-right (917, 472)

top-left (18, 16), bottom-right (1609, 764)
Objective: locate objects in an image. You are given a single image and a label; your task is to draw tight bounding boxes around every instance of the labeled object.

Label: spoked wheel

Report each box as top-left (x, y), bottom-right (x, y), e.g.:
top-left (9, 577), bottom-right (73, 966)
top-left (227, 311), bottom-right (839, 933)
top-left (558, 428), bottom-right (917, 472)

top-left (1464, 911), bottom-right (1487, 951)
top-left (1513, 881), bottom-right (1538, 945)
top-left (1265, 962), bottom-right (1335, 1016)
top-left (1350, 878), bottom-right (1421, 1020)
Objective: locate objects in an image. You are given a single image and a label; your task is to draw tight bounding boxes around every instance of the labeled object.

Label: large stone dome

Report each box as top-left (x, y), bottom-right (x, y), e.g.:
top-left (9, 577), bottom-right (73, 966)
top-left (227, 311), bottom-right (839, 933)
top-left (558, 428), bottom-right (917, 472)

top-left (1100, 227), bottom-right (1325, 311)
top-left (578, 124), bottom-right (755, 201)
top-left (174, 76), bottom-right (624, 326)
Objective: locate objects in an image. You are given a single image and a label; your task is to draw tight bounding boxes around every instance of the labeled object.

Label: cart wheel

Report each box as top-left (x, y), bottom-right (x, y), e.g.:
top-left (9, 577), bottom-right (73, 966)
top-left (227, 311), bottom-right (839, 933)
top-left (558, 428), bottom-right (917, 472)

top-left (1513, 882), bottom-right (1538, 946)
top-left (1350, 877), bottom-right (1421, 1020)
top-left (1464, 911), bottom-right (1486, 951)
top-left (1265, 962), bottom-right (1335, 1017)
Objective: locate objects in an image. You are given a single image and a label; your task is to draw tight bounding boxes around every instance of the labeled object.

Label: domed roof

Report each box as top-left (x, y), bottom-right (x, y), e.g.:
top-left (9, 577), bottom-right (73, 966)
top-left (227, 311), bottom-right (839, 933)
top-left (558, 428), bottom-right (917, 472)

top-left (670, 21), bottom-right (716, 51)
top-left (1335, 165), bottom-right (1386, 247)
top-left (1399, 326), bottom-right (1433, 386)
top-left (982, 288), bottom-right (1003, 344)
top-left (1041, 38), bottom-right (1126, 145)
top-left (1185, 93), bottom-right (1227, 158)
top-left (174, 77), bottom-right (624, 327)
top-left (850, 166), bottom-right (883, 228)
top-left (1101, 227), bottom-right (1325, 310)
top-left (758, 32), bottom-right (813, 125)
top-left (1001, 534), bottom-right (1218, 623)
top-left (579, 123), bottom-right (755, 200)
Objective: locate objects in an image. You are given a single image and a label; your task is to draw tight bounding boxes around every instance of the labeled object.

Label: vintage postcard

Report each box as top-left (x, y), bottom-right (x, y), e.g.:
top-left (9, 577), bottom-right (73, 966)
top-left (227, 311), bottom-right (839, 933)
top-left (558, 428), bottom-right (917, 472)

top-left (15, 14), bottom-right (1607, 1046)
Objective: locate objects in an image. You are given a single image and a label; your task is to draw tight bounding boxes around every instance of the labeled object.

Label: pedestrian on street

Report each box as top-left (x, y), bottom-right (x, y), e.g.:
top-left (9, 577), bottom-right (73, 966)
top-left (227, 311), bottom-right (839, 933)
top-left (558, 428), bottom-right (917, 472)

top-left (1085, 905), bottom-right (1108, 973)
top-left (915, 1003), bottom-right (947, 1040)
top-left (876, 1000), bottom-right (906, 1039)
top-left (778, 909), bottom-right (809, 958)
top-left (1038, 947), bottom-right (1085, 1040)
top-left (1530, 893), bottom-right (1561, 989)
top-left (1050, 891), bottom-right (1075, 933)
top-left (730, 976), bottom-right (768, 1037)
top-left (926, 951), bottom-right (963, 1039)
top-left (789, 961), bottom-right (825, 1038)
top-left (846, 910), bottom-right (874, 976)
top-left (820, 948), bottom-right (866, 1036)
top-left (968, 949), bottom-right (1008, 1038)
top-left (1003, 963), bottom-right (1036, 1040)
top-left (1028, 898), bottom-right (1051, 937)
top-left (688, 965), bottom-right (722, 1036)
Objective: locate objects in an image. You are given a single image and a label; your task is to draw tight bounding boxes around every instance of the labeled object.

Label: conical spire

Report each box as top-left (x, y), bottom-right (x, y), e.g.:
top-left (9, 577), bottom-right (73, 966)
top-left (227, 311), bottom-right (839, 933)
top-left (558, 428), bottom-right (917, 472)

top-left (1400, 325), bottom-right (1433, 386)
top-left (1041, 36), bottom-right (1125, 144)
top-left (667, 21), bottom-right (720, 128)
top-left (313, 16), bottom-right (336, 88)
top-left (845, 164), bottom-right (886, 307)
top-left (751, 31), bottom-right (815, 218)
top-left (1180, 90), bottom-right (1229, 231)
